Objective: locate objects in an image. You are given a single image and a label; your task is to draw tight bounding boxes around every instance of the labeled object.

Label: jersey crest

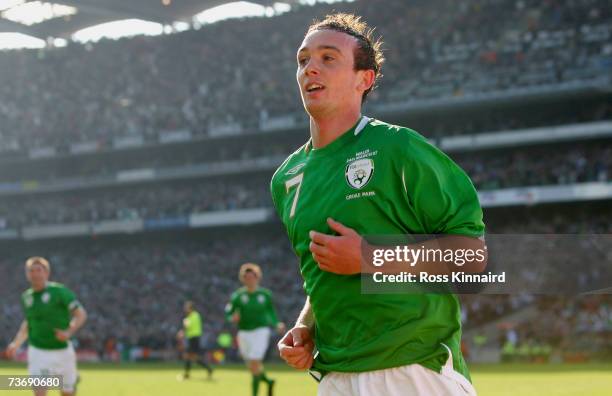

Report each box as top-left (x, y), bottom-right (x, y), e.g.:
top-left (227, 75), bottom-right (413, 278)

top-left (345, 158), bottom-right (374, 189)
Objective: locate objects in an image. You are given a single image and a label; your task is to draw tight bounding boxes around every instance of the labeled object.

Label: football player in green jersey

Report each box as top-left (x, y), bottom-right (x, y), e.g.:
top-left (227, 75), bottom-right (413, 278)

top-left (6, 257), bottom-right (87, 396)
top-left (271, 13), bottom-right (487, 396)
top-left (225, 263), bottom-right (286, 396)
top-left (177, 301), bottom-right (213, 380)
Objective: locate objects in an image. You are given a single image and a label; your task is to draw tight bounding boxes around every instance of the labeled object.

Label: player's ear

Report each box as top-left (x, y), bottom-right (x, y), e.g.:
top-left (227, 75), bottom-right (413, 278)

top-left (356, 69), bottom-right (375, 94)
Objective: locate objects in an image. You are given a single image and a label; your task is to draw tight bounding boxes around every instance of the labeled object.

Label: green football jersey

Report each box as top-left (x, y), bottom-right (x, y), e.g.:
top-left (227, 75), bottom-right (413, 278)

top-left (184, 311), bottom-right (203, 338)
top-left (21, 282), bottom-right (81, 350)
top-left (270, 117), bottom-right (485, 380)
top-left (225, 287), bottom-right (280, 331)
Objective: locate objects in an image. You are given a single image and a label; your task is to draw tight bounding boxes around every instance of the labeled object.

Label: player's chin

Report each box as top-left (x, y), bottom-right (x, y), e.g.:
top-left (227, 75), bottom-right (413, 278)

top-left (303, 99), bottom-right (326, 115)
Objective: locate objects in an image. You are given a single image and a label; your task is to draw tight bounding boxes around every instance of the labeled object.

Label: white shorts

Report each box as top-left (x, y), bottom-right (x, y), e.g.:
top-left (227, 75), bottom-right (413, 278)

top-left (237, 327), bottom-right (271, 361)
top-left (28, 343), bottom-right (78, 393)
top-left (318, 345), bottom-right (477, 396)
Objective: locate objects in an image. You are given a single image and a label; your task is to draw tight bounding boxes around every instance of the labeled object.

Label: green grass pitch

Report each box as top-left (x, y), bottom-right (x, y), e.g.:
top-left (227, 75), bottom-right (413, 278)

top-left (1, 362), bottom-right (611, 395)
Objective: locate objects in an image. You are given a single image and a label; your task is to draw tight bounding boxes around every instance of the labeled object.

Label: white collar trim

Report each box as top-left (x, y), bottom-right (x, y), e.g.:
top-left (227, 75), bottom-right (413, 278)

top-left (354, 116), bottom-right (370, 136)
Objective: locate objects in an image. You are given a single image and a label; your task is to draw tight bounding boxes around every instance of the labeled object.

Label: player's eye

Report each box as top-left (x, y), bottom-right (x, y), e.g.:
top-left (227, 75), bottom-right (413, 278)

top-left (297, 57), bottom-right (308, 66)
top-left (323, 55), bottom-right (335, 62)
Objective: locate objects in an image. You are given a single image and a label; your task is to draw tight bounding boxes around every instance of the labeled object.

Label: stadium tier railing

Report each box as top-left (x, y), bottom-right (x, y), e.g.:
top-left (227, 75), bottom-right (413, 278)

top-left (1, 121), bottom-right (610, 195)
top-left (1, 182), bottom-right (610, 241)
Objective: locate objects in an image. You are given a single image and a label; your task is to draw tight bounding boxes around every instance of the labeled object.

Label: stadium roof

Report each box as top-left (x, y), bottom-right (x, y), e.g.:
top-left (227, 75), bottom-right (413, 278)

top-left (0, 0), bottom-right (300, 40)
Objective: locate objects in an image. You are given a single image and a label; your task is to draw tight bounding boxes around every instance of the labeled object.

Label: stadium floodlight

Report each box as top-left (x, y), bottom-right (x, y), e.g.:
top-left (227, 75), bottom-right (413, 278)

top-left (193, 1), bottom-right (267, 25)
top-left (298, 0), bottom-right (354, 5)
top-left (0, 32), bottom-right (45, 50)
top-left (0, 0), bottom-right (23, 12)
top-left (72, 19), bottom-right (164, 43)
top-left (1, 1), bottom-right (77, 26)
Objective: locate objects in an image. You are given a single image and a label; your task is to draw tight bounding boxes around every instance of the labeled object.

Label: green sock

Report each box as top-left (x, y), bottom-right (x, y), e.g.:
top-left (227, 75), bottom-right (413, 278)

top-left (260, 372), bottom-right (273, 384)
top-left (251, 374), bottom-right (261, 396)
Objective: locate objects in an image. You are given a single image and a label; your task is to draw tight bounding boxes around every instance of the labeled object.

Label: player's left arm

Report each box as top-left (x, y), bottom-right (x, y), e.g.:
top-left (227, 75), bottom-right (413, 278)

top-left (55, 288), bottom-right (87, 342)
top-left (55, 306), bottom-right (87, 342)
top-left (266, 291), bottom-right (286, 334)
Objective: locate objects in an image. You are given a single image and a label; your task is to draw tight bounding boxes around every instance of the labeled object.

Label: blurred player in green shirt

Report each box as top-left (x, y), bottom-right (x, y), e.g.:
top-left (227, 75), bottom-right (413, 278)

top-left (225, 263), bottom-right (286, 396)
top-left (271, 13), bottom-right (486, 396)
top-left (177, 301), bottom-right (213, 380)
top-left (6, 256), bottom-right (87, 396)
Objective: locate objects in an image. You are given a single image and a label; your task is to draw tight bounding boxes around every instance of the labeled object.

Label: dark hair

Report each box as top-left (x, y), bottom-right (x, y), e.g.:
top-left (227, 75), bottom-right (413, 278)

top-left (307, 13), bottom-right (384, 102)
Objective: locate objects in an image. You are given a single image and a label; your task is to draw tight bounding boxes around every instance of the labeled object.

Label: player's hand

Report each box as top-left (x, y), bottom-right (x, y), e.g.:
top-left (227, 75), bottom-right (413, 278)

top-left (54, 329), bottom-right (71, 342)
top-left (232, 313), bottom-right (240, 324)
top-left (278, 325), bottom-right (314, 370)
top-left (5, 343), bottom-right (18, 359)
top-left (276, 322), bottom-right (287, 335)
top-left (310, 218), bottom-right (363, 275)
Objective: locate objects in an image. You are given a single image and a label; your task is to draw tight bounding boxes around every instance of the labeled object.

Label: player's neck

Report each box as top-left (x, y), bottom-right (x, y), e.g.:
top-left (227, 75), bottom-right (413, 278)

top-left (31, 281), bottom-right (47, 292)
top-left (246, 285), bottom-right (257, 293)
top-left (309, 109), bottom-right (361, 149)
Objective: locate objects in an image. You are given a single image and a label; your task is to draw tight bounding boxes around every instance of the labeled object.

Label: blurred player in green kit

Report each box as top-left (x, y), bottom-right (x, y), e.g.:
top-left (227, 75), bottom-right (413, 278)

top-left (6, 257), bottom-right (87, 396)
top-left (271, 13), bottom-right (487, 396)
top-left (225, 263), bottom-right (286, 396)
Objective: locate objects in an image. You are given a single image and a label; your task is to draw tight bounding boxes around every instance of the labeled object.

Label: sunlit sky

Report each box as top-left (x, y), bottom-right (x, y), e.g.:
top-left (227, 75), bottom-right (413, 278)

top-left (0, 0), bottom-right (353, 50)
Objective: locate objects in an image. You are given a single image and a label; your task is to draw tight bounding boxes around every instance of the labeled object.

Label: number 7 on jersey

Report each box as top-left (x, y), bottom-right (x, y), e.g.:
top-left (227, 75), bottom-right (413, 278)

top-left (284, 173), bottom-right (303, 218)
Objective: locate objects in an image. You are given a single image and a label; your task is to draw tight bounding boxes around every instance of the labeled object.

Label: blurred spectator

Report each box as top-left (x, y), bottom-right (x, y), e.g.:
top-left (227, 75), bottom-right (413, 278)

top-left (0, 0), bottom-right (610, 151)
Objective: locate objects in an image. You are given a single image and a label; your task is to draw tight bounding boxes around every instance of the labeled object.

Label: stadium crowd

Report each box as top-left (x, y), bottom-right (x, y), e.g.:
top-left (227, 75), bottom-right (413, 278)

top-left (1, 99), bottom-right (611, 183)
top-left (0, 0), bottom-right (610, 365)
top-left (457, 142), bottom-right (611, 190)
top-left (0, 0), bottom-right (610, 151)
top-left (0, 177), bottom-right (272, 228)
top-left (0, 232), bottom-right (304, 352)
top-left (488, 295), bottom-right (612, 362)
top-left (1, 206), bottom-right (610, 358)
top-left (0, 142), bottom-right (609, 228)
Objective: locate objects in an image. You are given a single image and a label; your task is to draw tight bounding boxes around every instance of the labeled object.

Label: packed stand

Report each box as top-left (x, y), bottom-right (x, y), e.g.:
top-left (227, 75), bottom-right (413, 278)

top-left (0, 233), bottom-right (304, 353)
top-left (0, 205), bottom-right (610, 359)
top-left (0, 176), bottom-right (272, 228)
top-left (2, 98), bottom-right (611, 183)
top-left (1, 141), bottom-right (610, 229)
top-left (0, 0), bottom-right (610, 151)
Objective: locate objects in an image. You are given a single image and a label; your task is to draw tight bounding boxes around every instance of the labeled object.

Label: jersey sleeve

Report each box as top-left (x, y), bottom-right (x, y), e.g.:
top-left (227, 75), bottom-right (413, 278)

top-left (20, 293), bottom-right (26, 311)
top-left (270, 175), bottom-right (282, 215)
top-left (265, 290), bottom-right (280, 326)
top-left (224, 293), bottom-right (238, 322)
top-left (270, 168), bottom-right (288, 220)
top-left (61, 287), bottom-right (81, 311)
top-left (402, 133), bottom-right (485, 237)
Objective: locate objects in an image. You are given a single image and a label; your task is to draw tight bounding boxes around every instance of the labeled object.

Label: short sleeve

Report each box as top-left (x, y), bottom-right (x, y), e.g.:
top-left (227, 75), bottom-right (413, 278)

top-left (265, 291), bottom-right (279, 326)
top-left (224, 293), bottom-right (238, 321)
top-left (62, 287), bottom-right (81, 311)
top-left (403, 135), bottom-right (485, 237)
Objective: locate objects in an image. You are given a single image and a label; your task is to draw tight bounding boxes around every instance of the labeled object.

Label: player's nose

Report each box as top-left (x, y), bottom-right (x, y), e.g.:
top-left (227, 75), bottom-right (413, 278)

top-left (303, 59), bottom-right (320, 76)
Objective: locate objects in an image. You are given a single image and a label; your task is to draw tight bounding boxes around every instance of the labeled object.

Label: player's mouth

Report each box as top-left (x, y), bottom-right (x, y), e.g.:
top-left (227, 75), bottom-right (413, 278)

top-left (305, 82), bottom-right (325, 95)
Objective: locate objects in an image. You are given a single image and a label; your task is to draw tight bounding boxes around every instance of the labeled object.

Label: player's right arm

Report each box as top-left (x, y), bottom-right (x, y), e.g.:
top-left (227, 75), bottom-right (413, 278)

top-left (278, 297), bottom-right (315, 370)
top-left (6, 320), bottom-right (28, 359)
